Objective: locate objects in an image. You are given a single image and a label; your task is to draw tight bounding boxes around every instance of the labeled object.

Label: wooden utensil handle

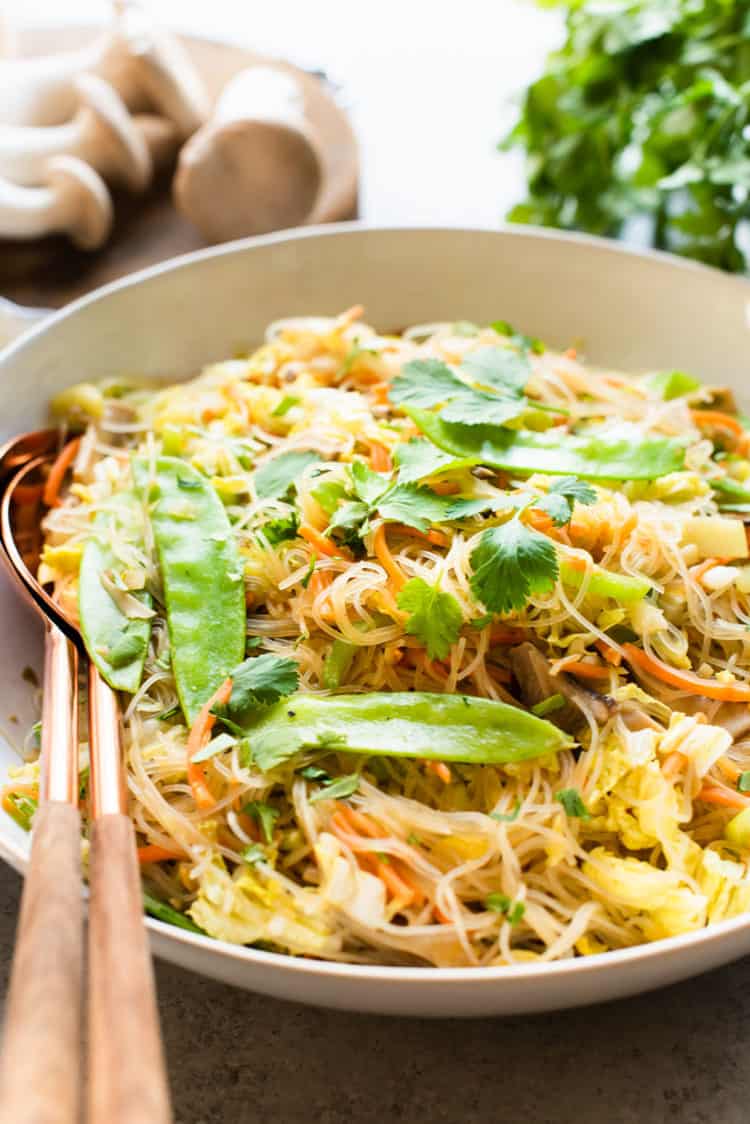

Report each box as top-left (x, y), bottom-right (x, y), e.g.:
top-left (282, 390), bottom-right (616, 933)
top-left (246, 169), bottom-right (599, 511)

top-left (0, 801), bottom-right (83, 1124)
top-left (87, 812), bottom-right (172, 1124)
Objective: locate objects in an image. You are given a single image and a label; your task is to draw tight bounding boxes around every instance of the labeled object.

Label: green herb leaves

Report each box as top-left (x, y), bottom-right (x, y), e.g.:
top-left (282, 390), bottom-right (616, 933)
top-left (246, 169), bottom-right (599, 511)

top-left (254, 450), bottom-right (319, 499)
top-left (390, 349), bottom-right (529, 430)
top-left (211, 654), bottom-right (299, 729)
top-left (504, 0), bottom-right (750, 272)
top-left (555, 788), bottom-right (591, 821)
top-left (397, 577), bottom-right (463, 660)
top-left (308, 773), bottom-right (361, 804)
top-left (470, 519), bottom-right (558, 615)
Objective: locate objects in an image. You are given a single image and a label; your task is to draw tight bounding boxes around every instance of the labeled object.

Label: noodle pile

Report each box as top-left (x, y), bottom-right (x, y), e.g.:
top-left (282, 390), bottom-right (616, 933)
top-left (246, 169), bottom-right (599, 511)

top-left (13, 308), bottom-right (750, 967)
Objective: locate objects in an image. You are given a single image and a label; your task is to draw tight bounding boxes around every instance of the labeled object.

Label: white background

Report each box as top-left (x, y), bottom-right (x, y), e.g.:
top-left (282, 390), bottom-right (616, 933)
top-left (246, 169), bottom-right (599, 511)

top-left (2, 0), bottom-right (562, 225)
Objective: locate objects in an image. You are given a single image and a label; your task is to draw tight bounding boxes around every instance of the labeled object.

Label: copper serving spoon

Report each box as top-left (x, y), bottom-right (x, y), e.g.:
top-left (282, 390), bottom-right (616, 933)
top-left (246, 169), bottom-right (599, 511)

top-left (0, 430), bottom-right (171, 1124)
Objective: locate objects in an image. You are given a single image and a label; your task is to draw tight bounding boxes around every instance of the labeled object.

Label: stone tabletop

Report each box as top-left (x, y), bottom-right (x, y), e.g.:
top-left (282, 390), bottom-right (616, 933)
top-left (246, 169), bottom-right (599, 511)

top-left (1, 861), bottom-right (747, 1124)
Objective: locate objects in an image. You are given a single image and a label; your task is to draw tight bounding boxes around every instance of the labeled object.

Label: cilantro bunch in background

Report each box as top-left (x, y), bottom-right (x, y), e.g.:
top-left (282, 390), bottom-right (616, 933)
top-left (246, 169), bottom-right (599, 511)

top-left (503, 0), bottom-right (750, 272)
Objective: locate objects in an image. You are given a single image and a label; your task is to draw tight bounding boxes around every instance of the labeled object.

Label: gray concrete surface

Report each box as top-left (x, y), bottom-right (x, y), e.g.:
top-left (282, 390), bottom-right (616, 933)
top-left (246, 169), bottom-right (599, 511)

top-left (0, 862), bottom-right (747, 1123)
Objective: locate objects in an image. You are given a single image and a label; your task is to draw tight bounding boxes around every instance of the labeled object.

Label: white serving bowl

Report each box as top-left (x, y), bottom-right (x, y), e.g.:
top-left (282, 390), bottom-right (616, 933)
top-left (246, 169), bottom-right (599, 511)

top-left (2, 224), bottom-right (750, 1017)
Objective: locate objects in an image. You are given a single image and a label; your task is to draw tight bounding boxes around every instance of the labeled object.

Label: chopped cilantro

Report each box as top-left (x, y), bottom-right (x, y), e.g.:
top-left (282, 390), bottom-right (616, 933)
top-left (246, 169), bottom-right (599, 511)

top-left (393, 438), bottom-right (461, 484)
top-left (191, 731), bottom-right (236, 764)
top-left (261, 511), bottom-right (300, 546)
top-left (738, 772), bottom-right (750, 794)
top-left (243, 801), bottom-right (280, 843)
top-left (157, 703), bottom-right (181, 722)
top-left (308, 772), bottom-right (361, 803)
top-left (470, 518), bottom-right (558, 614)
top-left (254, 450), bottom-right (319, 500)
top-left (297, 764), bottom-right (331, 782)
top-left (211, 654), bottom-right (299, 728)
top-left (485, 891), bottom-right (526, 924)
top-left (555, 788), bottom-right (591, 821)
top-left (241, 843), bottom-right (266, 865)
top-left (301, 557), bottom-right (316, 588)
top-left (459, 346), bottom-right (530, 396)
top-left (397, 577), bottom-right (463, 660)
top-left (490, 801), bottom-right (521, 823)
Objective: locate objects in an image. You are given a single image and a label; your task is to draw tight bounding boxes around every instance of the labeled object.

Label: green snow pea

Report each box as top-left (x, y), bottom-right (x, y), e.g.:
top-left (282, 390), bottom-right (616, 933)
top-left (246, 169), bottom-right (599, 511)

top-left (559, 559), bottom-right (650, 604)
top-left (321, 639), bottom-right (357, 690)
top-left (405, 408), bottom-right (685, 481)
top-left (133, 456), bottom-right (246, 723)
top-left (240, 691), bottom-right (572, 772)
top-left (79, 493), bottom-right (152, 693)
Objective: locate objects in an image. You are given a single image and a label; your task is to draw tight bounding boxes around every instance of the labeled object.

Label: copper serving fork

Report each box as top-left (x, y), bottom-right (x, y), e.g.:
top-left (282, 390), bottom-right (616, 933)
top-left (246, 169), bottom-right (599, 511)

top-left (0, 432), bottom-right (171, 1124)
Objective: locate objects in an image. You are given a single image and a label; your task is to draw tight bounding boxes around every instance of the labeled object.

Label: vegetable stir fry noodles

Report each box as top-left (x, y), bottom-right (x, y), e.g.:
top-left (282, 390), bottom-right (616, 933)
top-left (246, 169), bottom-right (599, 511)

top-left (11, 309), bottom-right (750, 967)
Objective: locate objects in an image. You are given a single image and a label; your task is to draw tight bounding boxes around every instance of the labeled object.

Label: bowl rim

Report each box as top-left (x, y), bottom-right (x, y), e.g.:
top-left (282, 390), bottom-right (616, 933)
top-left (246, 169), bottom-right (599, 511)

top-left (3, 219), bottom-right (750, 985)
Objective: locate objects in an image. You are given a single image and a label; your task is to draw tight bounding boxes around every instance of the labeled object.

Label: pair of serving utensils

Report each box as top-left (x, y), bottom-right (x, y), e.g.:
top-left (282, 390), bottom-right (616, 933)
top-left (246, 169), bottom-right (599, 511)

top-left (0, 429), bottom-right (172, 1123)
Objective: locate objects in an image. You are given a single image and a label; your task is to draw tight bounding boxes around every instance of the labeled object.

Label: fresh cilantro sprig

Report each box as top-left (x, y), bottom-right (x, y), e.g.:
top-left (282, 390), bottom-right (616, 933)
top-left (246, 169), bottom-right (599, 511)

top-left (397, 577), bottom-right (463, 660)
top-left (504, 0), bottom-right (750, 272)
top-left (470, 516), bottom-right (558, 615)
top-left (211, 654), bottom-right (299, 729)
top-left (555, 788), bottom-right (591, 821)
top-left (390, 348), bottom-right (530, 429)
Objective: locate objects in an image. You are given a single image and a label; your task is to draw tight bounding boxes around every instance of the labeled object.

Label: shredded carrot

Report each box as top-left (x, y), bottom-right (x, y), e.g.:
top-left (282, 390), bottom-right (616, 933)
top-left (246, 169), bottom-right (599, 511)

top-left (186, 677), bottom-right (233, 810)
top-left (433, 903), bottom-right (453, 925)
top-left (369, 441), bottom-right (392, 472)
top-left (561, 660), bottom-right (611, 682)
top-left (698, 784), bottom-right (750, 810)
top-left (564, 347), bottom-right (577, 360)
top-left (689, 557), bottom-right (728, 583)
top-left (137, 844), bottom-right (185, 864)
top-left (42, 437), bottom-right (80, 508)
top-left (595, 639), bottom-right (622, 667)
top-left (661, 751), bottom-right (685, 780)
top-left (393, 524), bottom-right (449, 548)
top-left (717, 758), bottom-right (743, 784)
top-left (330, 805), bottom-right (424, 906)
top-left (691, 410), bottom-right (745, 441)
top-left (371, 383), bottom-right (390, 406)
top-left (622, 643), bottom-right (750, 702)
top-left (373, 523), bottom-right (406, 591)
top-left (526, 509), bottom-right (557, 536)
top-left (299, 522), bottom-right (349, 559)
top-left (426, 761), bottom-right (452, 784)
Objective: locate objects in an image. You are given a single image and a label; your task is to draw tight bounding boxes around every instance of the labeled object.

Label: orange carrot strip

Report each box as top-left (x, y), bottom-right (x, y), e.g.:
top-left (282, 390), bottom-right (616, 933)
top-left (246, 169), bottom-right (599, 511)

top-left (433, 904), bottom-right (453, 925)
top-left (426, 761), bottom-right (452, 784)
top-left (623, 643), bottom-right (750, 702)
top-left (299, 522), bottom-right (345, 558)
top-left (689, 557), bottom-right (728, 583)
top-left (595, 640), bottom-right (622, 667)
top-left (698, 785), bottom-right (750, 810)
top-left (691, 410), bottom-right (744, 441)
top-left (661, 751), bottom-right (685, 780)
top-left (373, 523), bottom-right (406, 591)
top-left (717, 758), bottom-right (742, 784)
top-left (371, 383), bottom-right (390, 406)
top-left (137, 844), bottom-right (185, 864)
top-left (561, 660), bottom-right (611, 682)
top-left (369, 441), bottom-right (392, 472)
top-left (330, 808), bottom-right (424, 906)
top-left (393, 524), bottom-right (450, 548)
top-left (42, 437), bottom-right (80, 508)
top-left (186, 677), bottom-right (233, 810)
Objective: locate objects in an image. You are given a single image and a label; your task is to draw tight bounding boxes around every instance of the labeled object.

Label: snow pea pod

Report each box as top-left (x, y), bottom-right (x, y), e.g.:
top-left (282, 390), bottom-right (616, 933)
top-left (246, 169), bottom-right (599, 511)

top-left (405, 408), bottom-right (685, 481)
top-left (78, 493), bottom-right (152, 693)
top-left (241, 691), bottom-right (572, 772)
top-left (132, 456), bottom-right (246, 723)
top-left (559, 559), bottom-right (650, 603)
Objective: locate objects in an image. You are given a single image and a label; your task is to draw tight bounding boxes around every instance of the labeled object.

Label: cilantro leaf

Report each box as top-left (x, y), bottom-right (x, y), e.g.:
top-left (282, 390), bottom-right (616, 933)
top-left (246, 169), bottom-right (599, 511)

top-left (254, 451), bottom-right (319, 499)
top-left (397, 577), bottom-right (463, 660)
top-left (470, 520), bottom-right (558, 614)
top-left (242, 843), bottom-right (266, 865)
top-left (350, 460), bottom-right (391, 506)
top-left (534, 492), bottom-right (574, 527)
top-left (260, 511), bottom-right (300, 545)
top-left (311, 478), bottom-right (349, 515)
top-left (441, 392), bottom-right (526, 428)
top-left (548, 475), bottom-right (597, 506)
top-left (328, 500), bottom-right (370, 535)
top-left (191, 731), bottom-right (236, 764)
top-left (394, 438), bottom-right (462, 484)
top-left (375, 483), bottom-right (454, 532)
top-left (309, 773), bottom-right (361, 803)
top-left (211, 654), bottom-right (299, 727)
top-left (485, 892), bottom-right (526, 924)
top-left (389, 359), bottom-right (471, 409)
top-left (459, 346), bottom-right (530, 396)
top-left (555, 788), bottom-right (591, 821)
top-left (243, 801), bottom-right (280, 843)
